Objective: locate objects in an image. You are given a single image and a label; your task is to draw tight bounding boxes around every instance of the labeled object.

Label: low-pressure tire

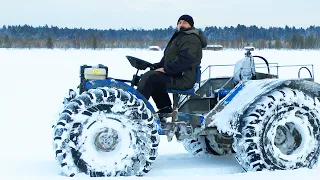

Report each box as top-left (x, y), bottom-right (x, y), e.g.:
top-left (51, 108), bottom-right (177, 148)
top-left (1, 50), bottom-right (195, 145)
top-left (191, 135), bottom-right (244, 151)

top-left (234, 87), bottom-right (320, 171)
top-left (182, 136), bottom-right (208, 156)
top-left (52, 87), bottom-right (159, 177)
top-left (183, 134), bottom-right (234, 156)
top-left (204, 134), bottom-right (234, 155)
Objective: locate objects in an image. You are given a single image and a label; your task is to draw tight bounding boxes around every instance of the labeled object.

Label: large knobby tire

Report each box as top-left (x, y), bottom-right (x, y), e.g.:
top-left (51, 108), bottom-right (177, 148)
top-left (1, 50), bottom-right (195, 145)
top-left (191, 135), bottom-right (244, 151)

top-left (234, 87), bottom-right (320, 171)
top-left (183, 134), bottom-right (234, 156)
top-left (182, 136), bottom-right (208, 156)
top-left (205, 133), bottom-right (234, 155)
top-left (52, 87), bottom-right (160, 177)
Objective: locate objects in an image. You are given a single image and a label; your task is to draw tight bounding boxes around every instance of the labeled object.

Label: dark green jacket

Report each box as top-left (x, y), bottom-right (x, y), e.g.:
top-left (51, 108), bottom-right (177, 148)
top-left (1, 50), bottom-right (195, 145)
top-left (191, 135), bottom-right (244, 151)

top-left (153, 27), bottom-right (207, 90)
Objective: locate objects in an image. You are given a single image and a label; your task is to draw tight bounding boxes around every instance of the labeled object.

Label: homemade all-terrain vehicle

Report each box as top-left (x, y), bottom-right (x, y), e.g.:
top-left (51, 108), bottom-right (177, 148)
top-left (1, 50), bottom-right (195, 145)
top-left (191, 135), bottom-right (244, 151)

top-left (52, 48), bottom-right (320, 177)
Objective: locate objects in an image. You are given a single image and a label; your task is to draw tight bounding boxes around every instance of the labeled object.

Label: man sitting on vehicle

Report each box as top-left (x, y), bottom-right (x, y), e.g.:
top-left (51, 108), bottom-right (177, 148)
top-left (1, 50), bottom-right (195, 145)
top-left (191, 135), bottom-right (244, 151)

top-left (137, 14), bottom-right (207, 114)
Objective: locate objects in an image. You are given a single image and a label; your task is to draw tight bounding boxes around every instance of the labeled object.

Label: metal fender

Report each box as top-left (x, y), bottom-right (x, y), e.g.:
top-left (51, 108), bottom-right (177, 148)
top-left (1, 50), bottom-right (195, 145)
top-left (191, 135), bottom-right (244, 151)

top-left (204, 78), bottom-right (320, 135)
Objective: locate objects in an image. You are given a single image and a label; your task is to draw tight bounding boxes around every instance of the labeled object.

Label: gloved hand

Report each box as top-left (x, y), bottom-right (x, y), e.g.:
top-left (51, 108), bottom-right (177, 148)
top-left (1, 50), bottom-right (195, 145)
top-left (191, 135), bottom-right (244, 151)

top-left (149, 65), bottom-right (156, 70)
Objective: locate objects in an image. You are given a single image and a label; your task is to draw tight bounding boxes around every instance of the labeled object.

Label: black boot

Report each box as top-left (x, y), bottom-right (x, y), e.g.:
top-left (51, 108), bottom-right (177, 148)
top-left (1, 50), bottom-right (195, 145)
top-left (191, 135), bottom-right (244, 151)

top-left (157, 106), bottom-right (173, 120)
top-left (156, 106), bottom-right (173, 113)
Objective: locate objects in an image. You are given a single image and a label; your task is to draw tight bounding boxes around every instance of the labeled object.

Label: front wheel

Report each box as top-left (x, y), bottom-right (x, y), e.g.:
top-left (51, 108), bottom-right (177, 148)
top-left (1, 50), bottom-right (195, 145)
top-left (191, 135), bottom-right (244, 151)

top-left (234, 87), bottom-right (320, 171)
top-left (52, 87), bottom-right (159, 177)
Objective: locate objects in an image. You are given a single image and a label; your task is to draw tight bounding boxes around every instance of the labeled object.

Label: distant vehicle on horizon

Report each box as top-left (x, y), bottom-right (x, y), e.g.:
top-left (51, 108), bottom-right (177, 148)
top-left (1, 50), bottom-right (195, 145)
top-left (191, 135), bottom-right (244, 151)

top-left (148, 46), bottom-right (161, 51)
top-left (205, 44), bottom-right (223, 51)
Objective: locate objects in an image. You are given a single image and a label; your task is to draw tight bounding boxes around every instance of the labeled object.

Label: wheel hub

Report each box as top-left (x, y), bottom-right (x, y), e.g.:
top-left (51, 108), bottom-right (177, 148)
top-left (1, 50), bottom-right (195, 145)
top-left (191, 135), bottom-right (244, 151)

top-left (274, 126), bottom-right (287, 145)
top-left (274, 122), bottom-right (302, 155)
top-left (94, 128), bottom-right (119, 152)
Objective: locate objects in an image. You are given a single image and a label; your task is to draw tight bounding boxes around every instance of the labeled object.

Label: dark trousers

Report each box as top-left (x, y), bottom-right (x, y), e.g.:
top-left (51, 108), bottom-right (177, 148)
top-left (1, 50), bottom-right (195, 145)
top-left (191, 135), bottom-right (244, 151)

top-left (137, 71), bottom-right (172, 109)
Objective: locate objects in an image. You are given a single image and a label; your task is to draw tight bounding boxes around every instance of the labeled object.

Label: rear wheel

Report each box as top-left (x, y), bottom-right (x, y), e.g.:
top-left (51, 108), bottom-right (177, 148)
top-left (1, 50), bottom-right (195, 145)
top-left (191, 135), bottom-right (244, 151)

top-left (53, 87), bottom-right (159, 177)
top-left (234, 87), bottom-right (320, 171)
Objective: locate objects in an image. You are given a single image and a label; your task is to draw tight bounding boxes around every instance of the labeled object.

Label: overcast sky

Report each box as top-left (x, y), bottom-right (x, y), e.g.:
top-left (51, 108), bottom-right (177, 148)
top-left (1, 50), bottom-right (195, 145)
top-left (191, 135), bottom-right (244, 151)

top-left (0, 0), bottom-right (318, 30)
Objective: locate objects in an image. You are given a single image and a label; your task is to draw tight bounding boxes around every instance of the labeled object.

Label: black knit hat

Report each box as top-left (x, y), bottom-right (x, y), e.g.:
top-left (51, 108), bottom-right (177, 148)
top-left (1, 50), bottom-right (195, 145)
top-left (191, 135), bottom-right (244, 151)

top-left (177, 14), bottom-right (194, 27)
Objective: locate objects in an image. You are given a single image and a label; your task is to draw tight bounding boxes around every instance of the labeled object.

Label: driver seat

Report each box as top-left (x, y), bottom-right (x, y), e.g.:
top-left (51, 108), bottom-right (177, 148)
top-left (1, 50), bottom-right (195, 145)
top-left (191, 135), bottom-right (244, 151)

top-left (166, 66), bottom-right (201, 95)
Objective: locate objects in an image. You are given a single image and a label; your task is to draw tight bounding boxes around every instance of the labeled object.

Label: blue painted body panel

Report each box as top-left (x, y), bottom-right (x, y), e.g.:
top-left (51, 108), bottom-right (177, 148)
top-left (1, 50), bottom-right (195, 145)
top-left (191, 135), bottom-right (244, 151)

top-left (85, 79), bottom-right (155, 113)
top-left (220, 83), bottom-right (243, 106)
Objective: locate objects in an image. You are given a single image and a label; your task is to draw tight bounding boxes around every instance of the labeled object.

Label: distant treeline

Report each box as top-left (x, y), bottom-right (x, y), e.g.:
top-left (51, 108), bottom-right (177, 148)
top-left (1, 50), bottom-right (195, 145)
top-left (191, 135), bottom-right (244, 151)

top-left (1, 24), bottom-right (320, 49)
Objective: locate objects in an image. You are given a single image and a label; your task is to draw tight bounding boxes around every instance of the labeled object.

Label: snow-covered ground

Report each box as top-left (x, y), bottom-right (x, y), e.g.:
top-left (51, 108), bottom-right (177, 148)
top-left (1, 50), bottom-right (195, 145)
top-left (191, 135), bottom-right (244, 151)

top-left (0, 48), bottom-right (320, 179)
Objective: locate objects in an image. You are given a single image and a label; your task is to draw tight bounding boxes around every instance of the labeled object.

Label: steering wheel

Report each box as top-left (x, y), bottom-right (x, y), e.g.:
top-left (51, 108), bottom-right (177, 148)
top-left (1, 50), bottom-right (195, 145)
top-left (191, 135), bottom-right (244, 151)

top-left (126, 56), bottom-right (155, 70)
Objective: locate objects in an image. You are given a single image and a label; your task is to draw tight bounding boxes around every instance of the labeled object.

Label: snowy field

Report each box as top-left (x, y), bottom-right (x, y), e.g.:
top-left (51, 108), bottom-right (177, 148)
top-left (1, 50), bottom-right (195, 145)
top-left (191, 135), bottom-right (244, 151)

top-left (0, 48), bottom-right (320, 180)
